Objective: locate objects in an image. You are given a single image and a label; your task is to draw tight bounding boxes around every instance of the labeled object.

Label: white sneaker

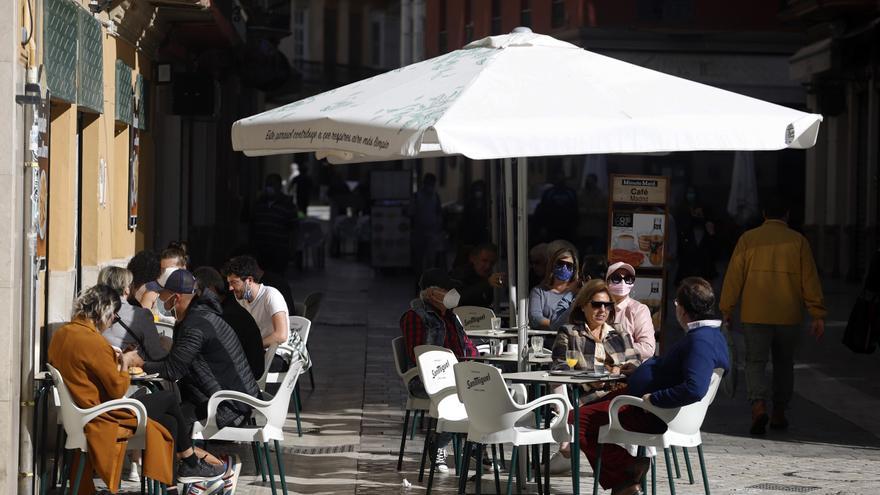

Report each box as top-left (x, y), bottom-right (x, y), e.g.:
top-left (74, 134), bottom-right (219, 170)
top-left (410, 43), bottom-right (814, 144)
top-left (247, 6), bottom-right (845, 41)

top-left (548, 450), bottom-right (572, 474)
top-left (126, 460), bottom-right (140, 482)
top-left (434, 448), bottom-right (449, 474)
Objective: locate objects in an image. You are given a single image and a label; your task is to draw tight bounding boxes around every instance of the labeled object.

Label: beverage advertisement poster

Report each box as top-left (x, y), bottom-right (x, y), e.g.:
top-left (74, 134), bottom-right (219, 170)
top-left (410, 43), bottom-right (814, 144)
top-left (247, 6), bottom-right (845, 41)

top-left (633, 213), bottom-right (665, 268)
top-left (128, 123), bottom-right (139, 230)
top-left (630, 276), bottom-right (664, 332)
top-left (608, 211), bottom-right (666, 269)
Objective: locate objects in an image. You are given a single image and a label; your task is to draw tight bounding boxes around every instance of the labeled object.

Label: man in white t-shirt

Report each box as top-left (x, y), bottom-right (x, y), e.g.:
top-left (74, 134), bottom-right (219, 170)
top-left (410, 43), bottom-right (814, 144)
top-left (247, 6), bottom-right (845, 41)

top-left (223, 255), bottom-right (290, 371)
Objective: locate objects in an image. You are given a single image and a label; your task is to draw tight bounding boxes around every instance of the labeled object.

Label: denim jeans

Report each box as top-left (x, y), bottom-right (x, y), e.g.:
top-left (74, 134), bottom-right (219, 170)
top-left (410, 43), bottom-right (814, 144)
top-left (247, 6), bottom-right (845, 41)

top-left (742, 323), bottom-right (801, 408)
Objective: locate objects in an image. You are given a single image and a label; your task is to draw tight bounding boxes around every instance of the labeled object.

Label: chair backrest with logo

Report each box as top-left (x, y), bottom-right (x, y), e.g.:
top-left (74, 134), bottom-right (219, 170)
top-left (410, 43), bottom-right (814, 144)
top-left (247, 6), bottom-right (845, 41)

top-left (415, 346), bottom-right (464, 419)
top-left (452, 306), bottom-right (495, 330)
top-left (453, 361), bottom-right (520, 433)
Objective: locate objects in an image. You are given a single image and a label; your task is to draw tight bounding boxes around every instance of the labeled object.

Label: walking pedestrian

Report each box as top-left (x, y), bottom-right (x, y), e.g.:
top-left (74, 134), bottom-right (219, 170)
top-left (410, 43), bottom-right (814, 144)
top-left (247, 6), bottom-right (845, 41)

top-left (719, 196), bottom-right (826, 435)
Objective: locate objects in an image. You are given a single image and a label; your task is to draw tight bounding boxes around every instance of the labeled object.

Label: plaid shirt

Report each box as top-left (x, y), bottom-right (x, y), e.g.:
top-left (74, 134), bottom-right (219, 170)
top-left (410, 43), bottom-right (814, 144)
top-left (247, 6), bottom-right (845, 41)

top-left (400, 308), bottom-right (477, 366)
top-left (552, 322), bottom-right (641, 370)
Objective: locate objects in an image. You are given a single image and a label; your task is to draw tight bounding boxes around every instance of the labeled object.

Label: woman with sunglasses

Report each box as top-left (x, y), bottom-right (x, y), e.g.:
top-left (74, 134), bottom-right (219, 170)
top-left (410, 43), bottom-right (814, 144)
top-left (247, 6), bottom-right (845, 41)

top-left (606, 262), bottom-right (656, 360)
top-left (529, 246), bottom-right (581, 330)
top-left (547, 279), bottom-right (641, 473)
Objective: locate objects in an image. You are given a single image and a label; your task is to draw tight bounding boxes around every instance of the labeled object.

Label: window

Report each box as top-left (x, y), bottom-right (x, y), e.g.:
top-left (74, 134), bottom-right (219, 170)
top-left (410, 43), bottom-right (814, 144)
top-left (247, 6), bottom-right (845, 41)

top-left (520, 0), bottom-right (531, 28)
top-left (637, 0), bottom-right (694, 22)
top-left (491, 0), bottom-right (502, 34)
top-left (370, 18), bottom-right (382, 66)
top-left (292, 7), bottom-right (309, 61)
top-left (464, 0), bottom-right (474, 42)
top-left (438, 0), bottom-right (448, 53)
top-left (551, 0), bottom-right (564, 28)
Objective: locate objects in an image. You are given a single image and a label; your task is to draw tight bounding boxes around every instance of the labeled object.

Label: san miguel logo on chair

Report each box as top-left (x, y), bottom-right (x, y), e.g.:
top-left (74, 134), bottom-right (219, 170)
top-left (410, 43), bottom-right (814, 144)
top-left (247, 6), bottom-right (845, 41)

top-left (464, 314), bottom-right (487, 327)
top-left (432, 361), bottom-right (450, 378)
top-left (466, 374), bottom-right (491, 389)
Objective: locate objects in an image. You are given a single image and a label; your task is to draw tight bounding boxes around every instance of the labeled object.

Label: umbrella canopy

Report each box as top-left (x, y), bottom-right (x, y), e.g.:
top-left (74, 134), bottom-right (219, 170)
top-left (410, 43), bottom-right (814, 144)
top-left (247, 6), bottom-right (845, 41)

top-left (232, 30), bottom-right (822, 162)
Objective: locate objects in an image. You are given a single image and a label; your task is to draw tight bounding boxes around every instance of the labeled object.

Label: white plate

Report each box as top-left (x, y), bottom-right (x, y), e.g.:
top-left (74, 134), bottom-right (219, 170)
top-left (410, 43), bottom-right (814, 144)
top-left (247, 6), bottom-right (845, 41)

top-left (131, 373), bottom-right (160, 380)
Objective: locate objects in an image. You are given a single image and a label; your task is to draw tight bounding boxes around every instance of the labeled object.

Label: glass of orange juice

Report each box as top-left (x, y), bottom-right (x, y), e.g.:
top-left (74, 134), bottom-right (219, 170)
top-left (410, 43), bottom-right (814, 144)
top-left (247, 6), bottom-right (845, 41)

top-left (565, 350), bottom-right (579, 370)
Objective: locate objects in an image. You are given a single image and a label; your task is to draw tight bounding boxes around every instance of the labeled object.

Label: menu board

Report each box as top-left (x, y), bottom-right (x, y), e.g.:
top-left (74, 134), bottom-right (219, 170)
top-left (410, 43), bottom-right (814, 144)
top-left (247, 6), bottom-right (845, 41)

top-left (608, 174), bottom-right (669, 337)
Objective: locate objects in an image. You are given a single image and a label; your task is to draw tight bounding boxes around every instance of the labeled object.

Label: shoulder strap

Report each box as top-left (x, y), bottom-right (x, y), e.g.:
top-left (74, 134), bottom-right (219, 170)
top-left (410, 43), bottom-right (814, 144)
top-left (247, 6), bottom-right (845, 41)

top-left (115, 317), bottom-right (145, 347)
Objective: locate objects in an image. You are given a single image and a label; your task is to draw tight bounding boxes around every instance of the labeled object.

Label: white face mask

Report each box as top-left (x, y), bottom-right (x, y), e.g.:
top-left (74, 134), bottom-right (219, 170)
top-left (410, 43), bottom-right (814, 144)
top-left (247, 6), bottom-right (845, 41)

top-left (156, 295), bottom-right (176, 320)
top-left (443, 288), bottom-right (461, 309)
top-left (607, 280), bottom-right (632, 297)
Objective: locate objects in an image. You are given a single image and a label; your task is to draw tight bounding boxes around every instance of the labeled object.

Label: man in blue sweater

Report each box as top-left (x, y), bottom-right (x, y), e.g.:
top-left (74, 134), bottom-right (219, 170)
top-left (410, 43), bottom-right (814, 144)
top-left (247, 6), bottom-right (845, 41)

top-left (576, 277), bottom-right (730, 495)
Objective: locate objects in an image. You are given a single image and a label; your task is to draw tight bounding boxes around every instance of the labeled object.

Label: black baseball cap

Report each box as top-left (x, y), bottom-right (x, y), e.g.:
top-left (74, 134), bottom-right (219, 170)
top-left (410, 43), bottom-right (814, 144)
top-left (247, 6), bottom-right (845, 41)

top-left (161, 269), bottom-right (197, 295)
top-left (418, 268), bottom-right (462, 291)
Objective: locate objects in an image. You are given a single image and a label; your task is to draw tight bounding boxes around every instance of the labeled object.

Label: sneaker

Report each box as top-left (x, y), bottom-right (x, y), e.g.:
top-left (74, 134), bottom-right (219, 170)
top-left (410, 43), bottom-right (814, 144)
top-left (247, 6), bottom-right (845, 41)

top-left (548, 450), bottom-right (572, 474)
top-left (126, 459), bottom-right (140, 482)
top-left (178, 457), bottom-right (227, 483)
top-left (434, 448), bottom-right (449, 474)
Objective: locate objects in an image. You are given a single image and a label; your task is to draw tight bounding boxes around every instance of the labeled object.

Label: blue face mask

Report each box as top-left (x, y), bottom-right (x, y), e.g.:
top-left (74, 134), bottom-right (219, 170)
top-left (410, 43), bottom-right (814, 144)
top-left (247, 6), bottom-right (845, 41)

top-left (552, 264), bottom-right (574, 282)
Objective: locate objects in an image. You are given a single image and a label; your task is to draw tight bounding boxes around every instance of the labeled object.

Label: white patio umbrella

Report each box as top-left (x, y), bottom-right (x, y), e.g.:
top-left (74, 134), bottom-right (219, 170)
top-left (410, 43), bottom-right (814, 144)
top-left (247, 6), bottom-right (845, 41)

top-left (231, 28), bottom-right (822, 375)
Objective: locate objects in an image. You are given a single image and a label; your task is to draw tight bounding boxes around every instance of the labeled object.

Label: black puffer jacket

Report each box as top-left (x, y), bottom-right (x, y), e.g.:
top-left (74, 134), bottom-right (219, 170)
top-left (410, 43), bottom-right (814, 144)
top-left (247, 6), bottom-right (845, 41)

top-left (144, 291), bottom-right (260, 427)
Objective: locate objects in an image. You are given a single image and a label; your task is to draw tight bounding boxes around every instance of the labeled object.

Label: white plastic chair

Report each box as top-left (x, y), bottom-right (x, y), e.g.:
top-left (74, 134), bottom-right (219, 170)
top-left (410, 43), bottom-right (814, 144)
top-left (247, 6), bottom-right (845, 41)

top-left (595, 368), bottom-right (725, 495)
top-left (192, 359), bottom-right (304, 495)
top-left (392, 336), bottom-right (431, 471)
top-left (453, 306), bottom-right (496, 330)
top-left (275, 315), bottom-right (311, 437)
top-left (415, 346), bottom-right (470, 493)
top-left (47, 364), bottom-right (151, 493)
top-left (454, 361), bottom-right (572, 494)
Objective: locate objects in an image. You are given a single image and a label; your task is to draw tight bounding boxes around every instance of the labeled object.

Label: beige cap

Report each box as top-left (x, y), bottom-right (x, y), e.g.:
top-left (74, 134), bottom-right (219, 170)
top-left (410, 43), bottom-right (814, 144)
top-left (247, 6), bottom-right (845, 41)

top-left (606, 262), bottom-right (636, 280)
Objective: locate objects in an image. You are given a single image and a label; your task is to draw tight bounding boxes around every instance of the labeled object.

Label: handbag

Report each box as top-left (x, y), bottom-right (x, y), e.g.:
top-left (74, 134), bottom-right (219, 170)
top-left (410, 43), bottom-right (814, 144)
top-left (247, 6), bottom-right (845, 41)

top-left (842, 291), bottom-right (880, 354)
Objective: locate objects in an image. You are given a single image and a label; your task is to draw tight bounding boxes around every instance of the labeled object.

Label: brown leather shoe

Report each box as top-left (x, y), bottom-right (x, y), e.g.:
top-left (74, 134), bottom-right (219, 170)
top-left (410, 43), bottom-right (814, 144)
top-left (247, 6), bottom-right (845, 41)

top-left (770, 408), bottom-right (789, 430)
top-left (612, 457), bottom-right (650, 495)
top-left (750, 400), bottom-right (769, 435)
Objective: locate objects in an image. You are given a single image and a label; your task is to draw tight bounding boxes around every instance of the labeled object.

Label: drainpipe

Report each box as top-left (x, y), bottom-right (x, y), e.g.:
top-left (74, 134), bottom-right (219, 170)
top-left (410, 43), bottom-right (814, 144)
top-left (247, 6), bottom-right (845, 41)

top-left (16, 65), bottom-right (41, 495)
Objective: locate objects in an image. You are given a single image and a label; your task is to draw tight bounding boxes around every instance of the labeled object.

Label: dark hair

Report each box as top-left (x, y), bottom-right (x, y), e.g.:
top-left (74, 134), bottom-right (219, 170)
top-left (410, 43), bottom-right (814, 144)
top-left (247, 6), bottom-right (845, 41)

top-left (569, 279), bottom-right (616, 326)
top-left (763, 195), bottom-right (790, 219)
top-left (193, 266), bottom-right (226, 298)
top-left (676, 277), bottom-right (716, 320)
top-left (470, 243), bottom-right (499, 257)
top-left (161, 246), bottom-right (187, 267)
top-left (541, 247), bottom-right (580, 289)
top-left (222, 255), bottom-right (261, 281)
top-left (127, 250), bottom-right (160, 288)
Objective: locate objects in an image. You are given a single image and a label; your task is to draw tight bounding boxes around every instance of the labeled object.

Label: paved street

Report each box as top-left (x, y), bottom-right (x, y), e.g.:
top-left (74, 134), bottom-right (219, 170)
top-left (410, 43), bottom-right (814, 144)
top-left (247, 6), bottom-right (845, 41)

top-left (114, 256), bottom-right (880, 494)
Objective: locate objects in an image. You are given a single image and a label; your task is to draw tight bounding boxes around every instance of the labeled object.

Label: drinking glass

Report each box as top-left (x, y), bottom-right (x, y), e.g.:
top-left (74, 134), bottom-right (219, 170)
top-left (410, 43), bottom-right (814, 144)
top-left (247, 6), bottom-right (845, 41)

top-left (565, 350), bottom-right (579, 370)
top-left (489, 339), bottom-right (504, 356)
top-left (490, 317), bottom-right (502, 331)
top-left (530, 336), bottom-right (544, 355)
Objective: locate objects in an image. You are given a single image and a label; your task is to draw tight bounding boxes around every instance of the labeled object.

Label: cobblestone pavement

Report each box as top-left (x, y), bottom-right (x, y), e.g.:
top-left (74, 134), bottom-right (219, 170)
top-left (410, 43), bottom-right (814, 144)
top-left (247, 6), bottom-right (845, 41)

top-left (113, 257), bottom-right (880, 494)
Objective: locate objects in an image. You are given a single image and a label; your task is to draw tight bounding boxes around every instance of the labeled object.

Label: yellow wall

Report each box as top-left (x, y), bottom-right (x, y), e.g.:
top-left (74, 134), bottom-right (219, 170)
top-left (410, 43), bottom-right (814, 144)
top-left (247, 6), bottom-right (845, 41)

top-left (48, 103), bottom-right (78, 272)
top-left (47, 24), bottom-right (154, 272)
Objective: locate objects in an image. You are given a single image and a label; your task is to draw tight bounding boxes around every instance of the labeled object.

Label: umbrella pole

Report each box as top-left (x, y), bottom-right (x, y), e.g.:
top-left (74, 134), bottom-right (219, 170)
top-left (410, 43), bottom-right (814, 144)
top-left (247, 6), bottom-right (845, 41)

top-left (504, 158), bottom-right (518, 333)
top-left (516, 157), bottom-right (529, 373)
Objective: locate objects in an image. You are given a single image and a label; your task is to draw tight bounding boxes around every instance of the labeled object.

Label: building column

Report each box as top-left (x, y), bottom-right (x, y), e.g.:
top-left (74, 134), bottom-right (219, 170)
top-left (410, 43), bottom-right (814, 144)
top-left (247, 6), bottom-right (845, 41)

top-left (0, 0), bottom-right (26, 487)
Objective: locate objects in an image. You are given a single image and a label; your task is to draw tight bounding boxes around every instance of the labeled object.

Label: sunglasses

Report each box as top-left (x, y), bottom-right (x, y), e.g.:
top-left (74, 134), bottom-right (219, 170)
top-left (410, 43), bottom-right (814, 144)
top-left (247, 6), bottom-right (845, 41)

top-left (555, 260), bottom-right (575, 269)
top-left (608, 273), bottom-right (636, 285)
top-left (589, 300), bottom-right (614, 309)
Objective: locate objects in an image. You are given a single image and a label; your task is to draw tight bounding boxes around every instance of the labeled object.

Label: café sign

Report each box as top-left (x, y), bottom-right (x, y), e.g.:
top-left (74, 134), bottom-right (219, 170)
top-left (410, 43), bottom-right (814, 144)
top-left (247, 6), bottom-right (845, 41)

top-left (611, 176), bottom-right (668, 205)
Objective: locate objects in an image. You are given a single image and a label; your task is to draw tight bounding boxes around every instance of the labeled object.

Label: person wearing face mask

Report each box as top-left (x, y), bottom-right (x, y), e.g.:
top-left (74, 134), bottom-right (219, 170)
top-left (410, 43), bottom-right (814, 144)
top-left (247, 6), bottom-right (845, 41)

top-left (571, 277), bottom-right (730, 495)
top-left (143, 269), bottom-right (260, 429)
top-left (529, 247), bottom-right (581, 330)
top-left (400, 268), bottom-right (477, 474)
top-left (222, 255), bottom-right (305, 374)
top-left (550, 262), bottom-right (656, 361)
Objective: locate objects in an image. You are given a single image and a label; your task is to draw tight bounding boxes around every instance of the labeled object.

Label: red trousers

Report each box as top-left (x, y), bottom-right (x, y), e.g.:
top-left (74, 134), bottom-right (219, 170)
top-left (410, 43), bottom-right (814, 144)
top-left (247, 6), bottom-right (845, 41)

top-left (569, 389), bottom-right (667, 489)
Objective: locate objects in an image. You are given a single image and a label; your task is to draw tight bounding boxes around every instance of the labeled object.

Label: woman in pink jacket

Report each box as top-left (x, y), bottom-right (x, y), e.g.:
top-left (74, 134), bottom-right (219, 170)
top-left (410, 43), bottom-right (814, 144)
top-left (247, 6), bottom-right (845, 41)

top-left (605, 262), bottom-right (656, 360)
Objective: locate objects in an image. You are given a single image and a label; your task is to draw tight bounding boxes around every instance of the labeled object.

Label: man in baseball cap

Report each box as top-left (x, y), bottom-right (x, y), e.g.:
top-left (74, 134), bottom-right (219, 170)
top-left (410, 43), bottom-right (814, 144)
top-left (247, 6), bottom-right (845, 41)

top-left (143, 268), bottom-right (260, 429)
